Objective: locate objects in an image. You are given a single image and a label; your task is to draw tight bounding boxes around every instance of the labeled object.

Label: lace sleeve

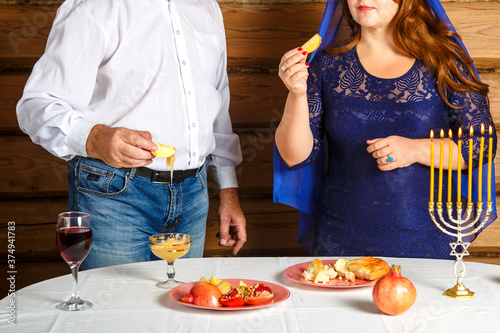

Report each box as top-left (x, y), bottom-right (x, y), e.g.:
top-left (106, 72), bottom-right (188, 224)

top-left (287, 53), bottom-right (326, 171)
top-left (448, 62), bottom-right (497, 169)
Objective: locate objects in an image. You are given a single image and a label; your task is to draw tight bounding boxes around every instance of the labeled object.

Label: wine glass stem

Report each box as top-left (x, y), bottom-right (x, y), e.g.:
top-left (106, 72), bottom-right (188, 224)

top-left (70, 263), bottom-right (81, 300)
top-left (166, 260), bottom-right (175, 281)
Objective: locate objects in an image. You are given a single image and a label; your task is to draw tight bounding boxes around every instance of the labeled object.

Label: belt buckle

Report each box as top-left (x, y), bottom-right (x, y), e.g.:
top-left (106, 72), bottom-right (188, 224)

top-left (151, 171), bottom-right (171, 184)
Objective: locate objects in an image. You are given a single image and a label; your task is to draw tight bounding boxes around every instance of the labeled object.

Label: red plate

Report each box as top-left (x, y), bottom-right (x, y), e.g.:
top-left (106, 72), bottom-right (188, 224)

top-left (283, 260), bottom-right (377, 288)
top-left (169, 279), bottom-right (290, 311)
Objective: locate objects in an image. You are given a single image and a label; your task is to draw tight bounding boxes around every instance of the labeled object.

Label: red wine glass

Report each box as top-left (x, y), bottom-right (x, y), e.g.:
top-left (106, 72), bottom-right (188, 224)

top-left (55, 211), bottom-right (93, 311)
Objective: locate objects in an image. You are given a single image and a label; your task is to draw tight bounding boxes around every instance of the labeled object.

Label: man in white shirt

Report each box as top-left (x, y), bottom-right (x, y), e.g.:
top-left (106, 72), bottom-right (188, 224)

top-left (17, 0), bottom-right (247, 269)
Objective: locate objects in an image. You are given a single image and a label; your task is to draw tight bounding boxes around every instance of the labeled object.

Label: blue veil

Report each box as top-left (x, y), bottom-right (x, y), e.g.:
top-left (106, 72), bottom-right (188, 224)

top-left (273, 0), bottom-right (497, 253)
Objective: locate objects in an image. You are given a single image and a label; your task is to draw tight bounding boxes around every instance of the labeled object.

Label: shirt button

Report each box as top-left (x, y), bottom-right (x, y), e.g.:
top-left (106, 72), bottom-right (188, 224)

top-left (188, 91), bottom-right (192, 95)
top-left (182, 60), bottom-right (187, 65)
top-left (192, 152), bottom-right (197, 156)
top-left (192, 123), bottom-right (196, 127)
top-left (176, 30), bottom-right (180, 35)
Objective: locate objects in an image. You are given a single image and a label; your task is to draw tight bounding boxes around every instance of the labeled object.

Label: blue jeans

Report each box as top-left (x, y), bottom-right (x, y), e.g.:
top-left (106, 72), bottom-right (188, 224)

top-left (67, 157), bottom-right (208, 270)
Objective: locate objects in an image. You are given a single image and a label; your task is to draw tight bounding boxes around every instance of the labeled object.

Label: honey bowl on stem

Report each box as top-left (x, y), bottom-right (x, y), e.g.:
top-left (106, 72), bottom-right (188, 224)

top-left (149, 233), bottom-right (191, 289)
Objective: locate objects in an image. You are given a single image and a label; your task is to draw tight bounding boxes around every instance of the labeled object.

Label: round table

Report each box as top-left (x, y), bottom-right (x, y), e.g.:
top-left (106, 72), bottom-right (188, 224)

top-left (1, 256), bottom-right (500, 332)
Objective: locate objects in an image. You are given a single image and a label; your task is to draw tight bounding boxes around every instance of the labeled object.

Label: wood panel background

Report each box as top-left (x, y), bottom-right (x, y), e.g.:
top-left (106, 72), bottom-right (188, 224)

top-left (1, 0), bottom-right (500, 298)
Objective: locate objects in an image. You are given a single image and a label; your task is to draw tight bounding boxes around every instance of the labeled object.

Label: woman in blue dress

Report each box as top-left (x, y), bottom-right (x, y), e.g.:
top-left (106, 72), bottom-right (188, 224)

top-left (275, 0), bottom-right (496, 258)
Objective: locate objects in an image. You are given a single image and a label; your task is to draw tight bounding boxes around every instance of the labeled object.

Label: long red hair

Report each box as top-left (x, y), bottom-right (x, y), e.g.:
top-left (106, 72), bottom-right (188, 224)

top-left (328, 0), bottom-right (489, 108)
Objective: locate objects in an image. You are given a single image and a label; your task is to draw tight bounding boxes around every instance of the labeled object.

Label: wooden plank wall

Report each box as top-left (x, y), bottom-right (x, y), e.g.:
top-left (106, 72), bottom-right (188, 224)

top-left (1, 0), bottom-right (499, 297)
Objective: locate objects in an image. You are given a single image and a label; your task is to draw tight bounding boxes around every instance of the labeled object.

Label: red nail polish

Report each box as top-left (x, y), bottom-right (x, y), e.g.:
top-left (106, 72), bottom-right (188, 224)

top-left (377, 165), bottom-right (380, 168)
top-left (305, 63), bottom-right (309, 67)
top-left (367, 149), bottom-right (369, 153)
top-left (297, 47), bottom-right (303, 51)
top-left (302, 51), bottom-right (307, 56)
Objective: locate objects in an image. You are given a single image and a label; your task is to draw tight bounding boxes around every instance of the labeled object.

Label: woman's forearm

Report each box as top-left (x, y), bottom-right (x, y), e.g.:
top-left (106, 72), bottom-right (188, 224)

top-left (275, 92), bottom-right (314, 167)
top-left (416, 138), bottom-right (466, 170)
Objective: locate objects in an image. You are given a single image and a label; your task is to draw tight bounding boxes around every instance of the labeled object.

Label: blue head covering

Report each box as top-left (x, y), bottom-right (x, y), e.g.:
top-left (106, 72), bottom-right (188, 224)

top-left (273, 0), bottom-right (497, 253)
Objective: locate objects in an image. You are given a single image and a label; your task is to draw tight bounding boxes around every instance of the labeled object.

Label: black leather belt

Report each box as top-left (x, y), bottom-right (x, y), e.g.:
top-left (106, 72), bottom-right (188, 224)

top-left (126, 166), bottom-right (201, 184)
top-left (83, 157), bottom-right (201, 184)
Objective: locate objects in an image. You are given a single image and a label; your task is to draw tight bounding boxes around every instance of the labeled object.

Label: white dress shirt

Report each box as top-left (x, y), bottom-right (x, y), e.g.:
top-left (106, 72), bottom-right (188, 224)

top-left (17, 0), bottom-right (242, 189)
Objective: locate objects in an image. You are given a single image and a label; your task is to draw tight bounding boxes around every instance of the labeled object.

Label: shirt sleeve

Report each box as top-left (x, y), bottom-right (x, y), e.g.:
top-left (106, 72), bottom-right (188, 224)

top-left (205, 4), bottom-right (242, 189)
top-left (16, 3), bottom-right (106, 160)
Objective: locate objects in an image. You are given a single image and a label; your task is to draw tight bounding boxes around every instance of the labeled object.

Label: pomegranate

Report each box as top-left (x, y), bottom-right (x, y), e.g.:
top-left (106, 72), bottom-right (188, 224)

top-left (180, 281), bottom-right (223, 307)
top-left (245, 283), bottom-right (274, 305)
top-left (180, 293), bottom-right (193, 303)
top-left (220, 287), bottom-right (245, 307)
top-left (236, 280), bottom-right (252, 299)
top-left (372, 265), bottom-right (417, 316)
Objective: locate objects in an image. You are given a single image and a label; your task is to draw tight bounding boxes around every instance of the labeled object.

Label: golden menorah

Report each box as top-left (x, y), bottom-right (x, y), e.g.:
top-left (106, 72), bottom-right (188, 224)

top-left (428, 124), bottom-right (494, 299)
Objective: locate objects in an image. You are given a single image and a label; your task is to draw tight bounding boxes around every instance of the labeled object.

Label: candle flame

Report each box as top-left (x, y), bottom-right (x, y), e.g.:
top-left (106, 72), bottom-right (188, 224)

top-left (489, 125), bottom-right (493, 135)
top-left (440, 129), bottom-right (444, 139)
top-left (448, 129), bottom-right (452, 139)
top-left (430, 130), bottom-right (434, 140)
top-left (470, 126), bottom-right (474, 136)
top-left (481, 123), bottom-right (485, 135)
top-left (458, 127), bottom-right (462, 138)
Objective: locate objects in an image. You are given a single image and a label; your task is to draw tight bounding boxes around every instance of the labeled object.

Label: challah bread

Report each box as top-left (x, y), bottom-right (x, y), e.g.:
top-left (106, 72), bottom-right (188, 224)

top-left (333, 258), bottom-right (348, 277)
top-left (346, 256), bottom-right (390, 281)
top-left (333, 258), bottom-right (355, 282)
top-left (301, 258), bottom-right (338, 283)
top-left (300, 257), bottom-right (389, 284)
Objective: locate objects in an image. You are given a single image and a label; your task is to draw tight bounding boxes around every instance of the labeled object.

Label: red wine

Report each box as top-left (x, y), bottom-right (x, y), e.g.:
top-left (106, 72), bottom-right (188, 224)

top-left (56, 226), bottom-right (93, 264)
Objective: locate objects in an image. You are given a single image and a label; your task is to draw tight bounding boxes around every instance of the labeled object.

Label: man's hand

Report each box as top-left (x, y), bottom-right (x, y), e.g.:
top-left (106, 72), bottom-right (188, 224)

top-left (217, 188), bottom-right (247, 255)
top-left (86, 124), bottom-right (158, 168)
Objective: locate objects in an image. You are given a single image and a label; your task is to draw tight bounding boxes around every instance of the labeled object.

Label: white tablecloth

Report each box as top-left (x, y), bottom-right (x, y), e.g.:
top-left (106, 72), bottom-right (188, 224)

top-left (1, 257), bottom-right (499, 332)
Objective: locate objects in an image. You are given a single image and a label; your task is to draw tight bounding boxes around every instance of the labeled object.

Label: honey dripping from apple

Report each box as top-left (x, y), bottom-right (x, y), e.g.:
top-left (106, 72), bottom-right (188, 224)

top-left (166, 155), bottom-right (175, 182)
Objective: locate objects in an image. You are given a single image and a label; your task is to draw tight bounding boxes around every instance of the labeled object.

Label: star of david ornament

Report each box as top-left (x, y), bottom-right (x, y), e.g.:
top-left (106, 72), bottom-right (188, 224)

top-left (428, 200), bottom-right (494, 299)
top-left (449, 241), bottom-right (470, 260)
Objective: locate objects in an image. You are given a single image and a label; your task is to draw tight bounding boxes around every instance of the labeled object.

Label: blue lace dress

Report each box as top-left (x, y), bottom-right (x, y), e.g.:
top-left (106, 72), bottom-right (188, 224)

top-left (288, 48), bottom-right (496, 258)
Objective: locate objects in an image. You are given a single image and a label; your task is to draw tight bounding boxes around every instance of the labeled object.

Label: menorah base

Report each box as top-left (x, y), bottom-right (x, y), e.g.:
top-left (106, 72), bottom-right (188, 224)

top-left (443, 283), bottom-right (475, 299)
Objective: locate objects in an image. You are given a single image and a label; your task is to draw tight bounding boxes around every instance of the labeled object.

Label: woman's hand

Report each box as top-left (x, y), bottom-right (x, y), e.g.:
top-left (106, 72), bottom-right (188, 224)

top-left (278, 48), bottom-right (309, 96)
top-left (275, 48), bottom-right (314, 166)
top-left (367, 136), bottom-right (426, 171)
